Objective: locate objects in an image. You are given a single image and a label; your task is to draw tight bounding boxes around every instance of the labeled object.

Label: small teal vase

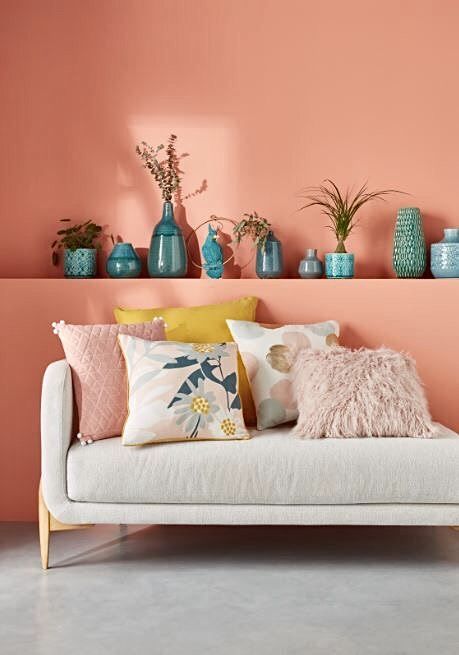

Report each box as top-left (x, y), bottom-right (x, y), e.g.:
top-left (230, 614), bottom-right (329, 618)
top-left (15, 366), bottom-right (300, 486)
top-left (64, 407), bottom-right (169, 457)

top-left (106, 243), bottom-right (142, 278)
top-left (325, 252), bottom-right (354, 279)
top-left (393, 207), bottom-right (426, 278)
top-left (64, 248), bottom-right (97, 278)
top-left (148, 202), bottom-right (188, 277)
top-left (430, 228), bottom-right (459, 278)
top-left (256, 232), bottom-right (283, 279)
top-left (298, 248), bottom-right (323, 279)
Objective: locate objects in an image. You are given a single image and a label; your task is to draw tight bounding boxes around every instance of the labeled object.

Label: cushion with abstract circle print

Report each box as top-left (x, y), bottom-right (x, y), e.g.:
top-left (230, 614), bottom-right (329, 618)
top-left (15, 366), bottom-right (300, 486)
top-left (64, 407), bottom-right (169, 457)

top-left (118, 336), bottom-right (250, 445)
top-left (226, 319), bottom-right (340, 430)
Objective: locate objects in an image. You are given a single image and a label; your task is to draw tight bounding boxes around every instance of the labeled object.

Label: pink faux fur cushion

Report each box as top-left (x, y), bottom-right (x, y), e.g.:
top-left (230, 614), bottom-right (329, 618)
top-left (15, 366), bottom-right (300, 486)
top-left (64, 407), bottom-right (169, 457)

top-left (54, 318), bottom-right (166, 442)
top-left (292, 347), bottom-right (435, 439)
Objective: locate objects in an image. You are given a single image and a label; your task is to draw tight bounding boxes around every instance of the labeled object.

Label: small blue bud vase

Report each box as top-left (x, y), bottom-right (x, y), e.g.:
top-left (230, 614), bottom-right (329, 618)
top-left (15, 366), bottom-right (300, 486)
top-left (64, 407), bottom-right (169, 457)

top-left (148, 201), bottom-right (188, 277)
top-left (64, 248), bottom-right (97, 278)
top-left (256, 231), bottom-right (283, 279)
top-left (430, 228), bottom-right (459, 278)
top-left (106, 243), bottom-right (142, 278)
top-left (298, 248), bottom-right (323, 279)
top-left (392, 207), bottom-right (426, 278)
top-left (325, 252), bottom-right (354, 279)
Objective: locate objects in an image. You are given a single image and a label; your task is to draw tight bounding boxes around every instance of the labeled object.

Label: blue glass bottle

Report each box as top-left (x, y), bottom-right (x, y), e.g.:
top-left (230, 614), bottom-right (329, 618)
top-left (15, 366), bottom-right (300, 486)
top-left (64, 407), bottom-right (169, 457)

top-left (148, 202), bottom-right (188, 277)
top-left (256, 231), bottom-right (283, 279)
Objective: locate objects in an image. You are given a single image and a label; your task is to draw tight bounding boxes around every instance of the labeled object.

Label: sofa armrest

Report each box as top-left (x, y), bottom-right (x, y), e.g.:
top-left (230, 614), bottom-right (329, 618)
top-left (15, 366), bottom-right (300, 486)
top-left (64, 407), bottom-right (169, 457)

top-left (40, 359), bottom-right (74, 518)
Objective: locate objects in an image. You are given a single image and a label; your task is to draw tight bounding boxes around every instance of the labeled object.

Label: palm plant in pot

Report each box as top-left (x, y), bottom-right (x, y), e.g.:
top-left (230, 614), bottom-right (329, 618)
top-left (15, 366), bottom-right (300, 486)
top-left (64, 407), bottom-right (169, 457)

top-left (51, 219), bottom-right (104, 278)
top-left (299, 180), bottom-right (399, 278)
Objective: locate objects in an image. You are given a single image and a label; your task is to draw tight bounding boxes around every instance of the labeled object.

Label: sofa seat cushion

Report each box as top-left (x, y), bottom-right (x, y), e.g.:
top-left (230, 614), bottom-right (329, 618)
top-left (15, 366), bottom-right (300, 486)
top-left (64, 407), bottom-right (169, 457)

top-left (66, 424), bottom-right (459, 505)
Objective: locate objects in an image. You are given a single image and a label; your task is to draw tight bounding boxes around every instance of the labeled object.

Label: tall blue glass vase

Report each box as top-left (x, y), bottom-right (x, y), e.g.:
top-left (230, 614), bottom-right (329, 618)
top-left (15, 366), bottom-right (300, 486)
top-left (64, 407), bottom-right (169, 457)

top-left (256, 232), bottom-right (283, 279)
top-left (148, 202), bottom-right (188, 277)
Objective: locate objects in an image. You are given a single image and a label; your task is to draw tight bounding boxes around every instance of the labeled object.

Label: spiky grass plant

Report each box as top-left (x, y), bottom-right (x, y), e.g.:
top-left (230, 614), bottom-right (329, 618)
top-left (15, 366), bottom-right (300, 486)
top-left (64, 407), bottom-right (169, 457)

top-left (299, 180), bottom-right (400, 253)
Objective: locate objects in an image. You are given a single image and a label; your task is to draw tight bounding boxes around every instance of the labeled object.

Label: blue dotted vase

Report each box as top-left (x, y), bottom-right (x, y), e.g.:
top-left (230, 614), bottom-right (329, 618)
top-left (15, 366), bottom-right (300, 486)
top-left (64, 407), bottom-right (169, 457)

top-left (393, 207), bottom-right (426, 278)
top-left (148, 202), bottom-right (188, 277)
top-left (256, 232), bottom-right (283, 279)
top-left (106, 243), bottom-right (142, 278)
top-left (325, 252), bottom-right (354, 279)
top-left (64, 248), bottom-right (97, 278)
top-left (430, 228), bottom-right (459, 278)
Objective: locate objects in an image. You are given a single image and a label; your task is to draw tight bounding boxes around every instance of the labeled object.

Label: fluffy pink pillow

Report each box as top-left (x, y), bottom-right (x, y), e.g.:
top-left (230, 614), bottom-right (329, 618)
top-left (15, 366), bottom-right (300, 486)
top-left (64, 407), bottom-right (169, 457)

top-left (53, 318), bottom-right (166, 443)
top-left (292, 347), bottom-right (435, 439)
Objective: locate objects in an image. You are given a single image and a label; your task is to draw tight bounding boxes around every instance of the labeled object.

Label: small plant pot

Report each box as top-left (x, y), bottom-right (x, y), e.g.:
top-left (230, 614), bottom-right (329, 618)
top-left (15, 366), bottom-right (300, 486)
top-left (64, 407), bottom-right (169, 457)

top-left (64, 248), bottom-right (97, 278)
top-left (325, 253), bottom-right (354, 279)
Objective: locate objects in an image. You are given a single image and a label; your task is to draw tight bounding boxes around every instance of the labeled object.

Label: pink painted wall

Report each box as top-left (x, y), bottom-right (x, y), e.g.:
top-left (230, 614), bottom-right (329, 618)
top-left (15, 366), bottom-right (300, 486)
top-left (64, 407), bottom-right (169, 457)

top-left (1, 0), bottom-right (459, 279)
top-left (1, 2), bottom-right (459, 521)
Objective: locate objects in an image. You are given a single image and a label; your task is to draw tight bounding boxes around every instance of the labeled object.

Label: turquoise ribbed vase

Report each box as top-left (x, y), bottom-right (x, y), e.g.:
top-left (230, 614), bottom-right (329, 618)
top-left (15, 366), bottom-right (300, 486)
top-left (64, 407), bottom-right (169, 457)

top-left (392, 207), bottom-right (426, 278)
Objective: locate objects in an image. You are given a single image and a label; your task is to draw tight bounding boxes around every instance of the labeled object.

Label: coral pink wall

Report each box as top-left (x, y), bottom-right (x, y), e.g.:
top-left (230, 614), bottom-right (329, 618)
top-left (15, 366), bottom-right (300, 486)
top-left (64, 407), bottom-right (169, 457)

top-left (1, 0), bottom-right (459, 278)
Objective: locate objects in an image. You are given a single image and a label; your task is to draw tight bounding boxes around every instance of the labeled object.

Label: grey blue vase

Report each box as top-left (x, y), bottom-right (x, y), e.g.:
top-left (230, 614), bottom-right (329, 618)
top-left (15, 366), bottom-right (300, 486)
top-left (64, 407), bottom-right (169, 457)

top-left (106, 243), bottom-right (142, 278)
top-left (430, 228), bottom-right (459, 278)
top-left (256, 232), bottom-right (283, 279)
top-left (298, 248), bottom-right (323, 279)
top-left (64, 248), bottom-right (97, 278)
top-left (325, 252), bottom-right (354, 279)
top-left (393, 207), bottom-right (426, 278)
top-left (148, 202), bottom-right (188, 277)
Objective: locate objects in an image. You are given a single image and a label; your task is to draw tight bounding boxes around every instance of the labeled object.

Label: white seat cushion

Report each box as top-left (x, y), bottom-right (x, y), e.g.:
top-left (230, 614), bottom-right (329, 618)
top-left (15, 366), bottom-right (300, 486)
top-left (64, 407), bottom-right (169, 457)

top-left (66, 424), bottom-right (459, 505)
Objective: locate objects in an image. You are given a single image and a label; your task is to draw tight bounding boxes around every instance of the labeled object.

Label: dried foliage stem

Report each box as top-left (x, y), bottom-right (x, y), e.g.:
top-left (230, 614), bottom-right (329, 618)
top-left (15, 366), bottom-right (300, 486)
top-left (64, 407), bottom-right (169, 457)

top-left (136, 134), bottom-right (181, 202)
top-left (233, 212), bottom-right (272, 252)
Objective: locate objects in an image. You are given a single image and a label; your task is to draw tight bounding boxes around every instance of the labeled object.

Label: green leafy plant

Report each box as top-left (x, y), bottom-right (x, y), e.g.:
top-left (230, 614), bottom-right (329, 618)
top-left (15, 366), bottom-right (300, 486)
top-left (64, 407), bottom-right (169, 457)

top-left (51, 219), bottom-right (103, 265)
top-left (136, 133), bottom-right (181, 202)
top-left (233, 211), bottom-right (272, 251)
top-left (299, 180), bottom-right (401, 253)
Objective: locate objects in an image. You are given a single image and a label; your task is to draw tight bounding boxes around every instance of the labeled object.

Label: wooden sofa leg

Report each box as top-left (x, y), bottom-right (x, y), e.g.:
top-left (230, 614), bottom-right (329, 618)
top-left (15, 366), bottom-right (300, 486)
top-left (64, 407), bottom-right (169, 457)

top-left (450, 526), bottom-right (459, 531)
top-left (38, 481), bottom-right (94, 569)
top-left (38, 482), bottom-right (50, 570)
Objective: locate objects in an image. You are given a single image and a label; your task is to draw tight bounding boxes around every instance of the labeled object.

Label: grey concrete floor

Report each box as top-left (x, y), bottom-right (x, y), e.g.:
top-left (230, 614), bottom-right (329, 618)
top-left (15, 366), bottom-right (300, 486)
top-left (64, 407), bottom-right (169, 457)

top-left (0, 523), bottom-right (458, 655)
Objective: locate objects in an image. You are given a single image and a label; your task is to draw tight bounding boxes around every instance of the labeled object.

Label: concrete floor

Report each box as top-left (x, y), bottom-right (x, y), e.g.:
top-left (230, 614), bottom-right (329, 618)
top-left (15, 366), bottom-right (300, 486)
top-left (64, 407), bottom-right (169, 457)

top-left (0, 524), bottom-right (458, 655)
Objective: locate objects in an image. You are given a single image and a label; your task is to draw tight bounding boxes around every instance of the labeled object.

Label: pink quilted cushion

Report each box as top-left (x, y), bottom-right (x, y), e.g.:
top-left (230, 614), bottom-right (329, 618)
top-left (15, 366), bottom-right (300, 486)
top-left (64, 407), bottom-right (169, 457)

top-left (54, 318), bottom-right (166, 442)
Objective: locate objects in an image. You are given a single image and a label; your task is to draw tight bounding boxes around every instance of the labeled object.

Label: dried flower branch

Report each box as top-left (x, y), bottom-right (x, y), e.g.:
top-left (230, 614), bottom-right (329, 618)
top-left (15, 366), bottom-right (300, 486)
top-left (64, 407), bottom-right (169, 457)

top-left (135, 134), bottom-right (181, 202)
top-left (233, 212), bottom-right (272, 251)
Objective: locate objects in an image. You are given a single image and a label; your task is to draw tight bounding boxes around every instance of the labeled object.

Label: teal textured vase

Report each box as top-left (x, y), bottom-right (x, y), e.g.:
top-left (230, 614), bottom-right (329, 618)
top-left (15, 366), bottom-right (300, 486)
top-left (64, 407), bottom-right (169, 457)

top-left (430, 228), bottom-right (459, 278)
top-left (325, 252), bottom-right (354, 279)
top-left (393, 207), bottom-right (426, 278)
top-left (256, 232), bottom-right (283, 279)
top-left (148, 202), bottom-right (188, 277)
top-left (106, 243), bottom-right (142, 278)
top-left (64, 248), bottom-right (97, 278)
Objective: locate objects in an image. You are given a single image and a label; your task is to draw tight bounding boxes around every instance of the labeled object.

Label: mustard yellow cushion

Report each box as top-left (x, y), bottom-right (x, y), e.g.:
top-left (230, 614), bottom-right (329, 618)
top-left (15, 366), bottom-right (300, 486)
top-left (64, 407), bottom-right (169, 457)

top-left (114, 297), bottom-right (258, 425)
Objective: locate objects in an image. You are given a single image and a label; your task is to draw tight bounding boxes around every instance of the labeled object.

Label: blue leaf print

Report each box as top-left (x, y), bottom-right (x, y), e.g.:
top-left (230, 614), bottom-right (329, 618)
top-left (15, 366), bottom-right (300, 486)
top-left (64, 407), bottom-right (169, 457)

top-left (230, 394), bottom-right (242, 410)
top-left (222, 372), bottom-right (237, 394)
top-left (164, 356), bottom-right (199, 369)
top-left (168, 368), bottom-right (204, 408)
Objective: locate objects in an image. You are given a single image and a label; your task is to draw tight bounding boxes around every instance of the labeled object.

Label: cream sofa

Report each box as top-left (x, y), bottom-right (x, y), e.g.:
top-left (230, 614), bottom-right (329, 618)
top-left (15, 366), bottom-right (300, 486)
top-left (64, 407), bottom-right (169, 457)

top-left (39, 360), bottom-right (459, 568)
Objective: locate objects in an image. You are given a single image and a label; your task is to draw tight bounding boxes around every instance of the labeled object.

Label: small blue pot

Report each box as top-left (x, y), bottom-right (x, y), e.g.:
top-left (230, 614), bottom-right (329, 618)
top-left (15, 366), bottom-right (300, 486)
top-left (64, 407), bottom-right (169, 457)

top-left (430, 228), bottom-right (459, 278)
top-left (325, 252), bottom-right (354, 279)
top-left (298, 248), bottom-right (323, 279)
top-left (64, 248), bottom-right (97, 278)
top-left (106, 243), bottom-right (142, 278)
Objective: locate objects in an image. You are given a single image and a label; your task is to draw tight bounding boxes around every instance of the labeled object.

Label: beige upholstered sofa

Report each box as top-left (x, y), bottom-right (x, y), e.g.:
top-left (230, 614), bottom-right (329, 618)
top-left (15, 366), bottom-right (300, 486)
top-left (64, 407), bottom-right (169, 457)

top-left (39, 360), bottom-right (459, 568)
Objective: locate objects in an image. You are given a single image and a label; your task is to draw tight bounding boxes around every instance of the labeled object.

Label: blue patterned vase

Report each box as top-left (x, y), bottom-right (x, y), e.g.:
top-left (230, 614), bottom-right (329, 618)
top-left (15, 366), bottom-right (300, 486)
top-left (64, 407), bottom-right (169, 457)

top-left (148, 202), bottom-right (188, 277)
top-left (106, 243), bottom-right (142, 278)
top-left (256, 232), bottom-right (283, 279)
top-left (430, 228), bottom-right (459, 278)
top-left (64, 248), bottom-right (97, 278)
top-left (392, 207), bottom-right (426, 278)
top-left (325, 252), bottom-right (354, 279)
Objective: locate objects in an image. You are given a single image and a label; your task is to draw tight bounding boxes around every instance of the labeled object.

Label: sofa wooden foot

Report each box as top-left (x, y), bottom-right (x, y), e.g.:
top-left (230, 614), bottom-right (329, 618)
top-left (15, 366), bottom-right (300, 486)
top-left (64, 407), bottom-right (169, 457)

top-left (38, 482), bottom-right (50, 569)
top-left (38, 480), bottom-right (94, 569)
top-left (450, 526), bottom-right (459, 531)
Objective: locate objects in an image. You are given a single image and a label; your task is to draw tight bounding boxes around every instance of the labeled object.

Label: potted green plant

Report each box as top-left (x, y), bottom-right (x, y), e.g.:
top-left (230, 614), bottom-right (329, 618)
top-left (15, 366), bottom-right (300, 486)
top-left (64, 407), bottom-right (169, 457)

top-left (51, 219), bottom-right (104, 278)
top-left (299, 180), bottom-right (399, 278)
top-left (233, 211), bottom-right (283, 278)
top-left (136, 134), bottom-right (188, 277)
